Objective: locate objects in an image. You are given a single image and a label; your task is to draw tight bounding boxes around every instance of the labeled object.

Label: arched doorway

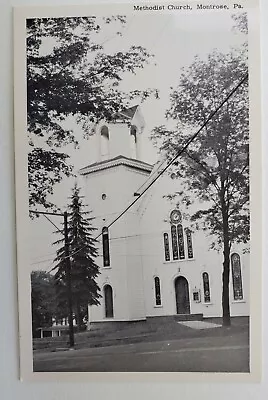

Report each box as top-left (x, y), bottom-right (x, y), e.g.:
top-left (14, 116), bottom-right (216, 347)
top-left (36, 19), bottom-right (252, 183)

top-left (174, 276), bottom-right (190, 314)
top-left (104, 285), bottom-right (114, 318)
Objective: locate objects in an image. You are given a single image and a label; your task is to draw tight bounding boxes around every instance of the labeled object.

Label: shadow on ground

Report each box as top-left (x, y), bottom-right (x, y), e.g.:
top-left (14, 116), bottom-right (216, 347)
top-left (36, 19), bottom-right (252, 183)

top-left (33, 316), bottom-right (249, 353)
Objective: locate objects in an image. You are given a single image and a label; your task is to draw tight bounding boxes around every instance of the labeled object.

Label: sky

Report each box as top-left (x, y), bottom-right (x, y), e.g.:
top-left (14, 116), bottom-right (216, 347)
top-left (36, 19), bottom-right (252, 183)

top-left (28, 9), bottom-right (247, 273)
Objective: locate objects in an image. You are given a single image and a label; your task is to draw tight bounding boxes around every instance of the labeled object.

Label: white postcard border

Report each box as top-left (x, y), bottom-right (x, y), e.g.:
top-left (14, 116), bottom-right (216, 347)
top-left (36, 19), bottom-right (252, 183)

top-left (13, 0), bottom-right (262, 382)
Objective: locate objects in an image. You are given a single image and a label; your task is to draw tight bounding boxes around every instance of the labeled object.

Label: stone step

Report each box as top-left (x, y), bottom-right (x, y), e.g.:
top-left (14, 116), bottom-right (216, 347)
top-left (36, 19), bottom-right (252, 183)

top-left (146, 313), bottom-right (203, 323)
top-left (174, 313), bottom-right (204, 322)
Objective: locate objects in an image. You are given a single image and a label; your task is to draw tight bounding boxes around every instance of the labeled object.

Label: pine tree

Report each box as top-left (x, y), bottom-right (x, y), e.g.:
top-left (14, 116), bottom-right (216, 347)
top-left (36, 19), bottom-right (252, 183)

top-left (52, 184), bottom-right (101, 331)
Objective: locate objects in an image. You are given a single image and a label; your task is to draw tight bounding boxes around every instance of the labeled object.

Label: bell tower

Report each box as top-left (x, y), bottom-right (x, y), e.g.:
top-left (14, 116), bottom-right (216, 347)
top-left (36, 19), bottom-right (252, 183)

top-left (80, 105), bottom-right (152, 325)
top-left (97, 105), bottom-right (145, 161)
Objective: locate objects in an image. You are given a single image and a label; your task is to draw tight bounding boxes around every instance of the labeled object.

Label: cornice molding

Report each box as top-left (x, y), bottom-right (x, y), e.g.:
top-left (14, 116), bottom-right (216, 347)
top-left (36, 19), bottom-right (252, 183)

top-left (80, 157), bottom-right (153, 176)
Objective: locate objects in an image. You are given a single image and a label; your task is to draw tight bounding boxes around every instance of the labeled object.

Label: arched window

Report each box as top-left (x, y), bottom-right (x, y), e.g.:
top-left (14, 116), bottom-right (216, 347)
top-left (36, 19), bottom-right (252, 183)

top-left (163, 233), bottom-right (170, 261)
top-left (104, 285), bottom-right (114, 318)
top-left (170, 209), bottom-right (182, 224)
top-left (102, 227), bottom-right (110, 267)
top-left (154, 277), bottom-right (161, 306)
top-left (171, 225), bottom-right (179, 260)
top-left (100, 125), bottom-right (109, 157)
top-left (130, 125), bottom-right (137, 159)
top-left (231, 253), bottom-right (243, 300)
top-left (164, 209), bottom-right (194, 261)
top-left (185, 229), bottom-right (194, 259)
top-left (202, 272), bottom-right (211, 303)
top-left (177, 224), bottom-right (185, 259)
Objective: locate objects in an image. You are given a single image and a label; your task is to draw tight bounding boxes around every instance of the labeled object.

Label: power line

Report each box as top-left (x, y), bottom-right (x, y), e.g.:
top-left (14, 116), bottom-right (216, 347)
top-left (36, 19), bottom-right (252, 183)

top-left (134, 155), bottom-right (168, 197)
top-left (31, 250), bottom-right (58, 260)
top-left (30, 231), bottom-right (163, 265)
top-left (60, 71), bottom-right (248, 260)
top-left (43, 214), bottom-right (63, 234)
top-left (30, 258), bottom-right (55, 266)
top-left (30, 72), bottom-right (248, 264)
top-left (95, 72), bottom-right (249, 238)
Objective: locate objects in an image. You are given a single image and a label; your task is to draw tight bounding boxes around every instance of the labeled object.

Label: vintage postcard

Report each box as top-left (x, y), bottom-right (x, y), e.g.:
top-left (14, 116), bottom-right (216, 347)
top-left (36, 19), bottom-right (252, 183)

top-left (14, 0), bottom-right (261, 381)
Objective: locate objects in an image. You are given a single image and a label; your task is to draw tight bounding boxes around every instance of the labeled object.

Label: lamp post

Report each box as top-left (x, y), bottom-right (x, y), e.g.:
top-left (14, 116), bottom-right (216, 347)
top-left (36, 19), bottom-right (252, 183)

top-left (30, 210), bottom-right (75, 348)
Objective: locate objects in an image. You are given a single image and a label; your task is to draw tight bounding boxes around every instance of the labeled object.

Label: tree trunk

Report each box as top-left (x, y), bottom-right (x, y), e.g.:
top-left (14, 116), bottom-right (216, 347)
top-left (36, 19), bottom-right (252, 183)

top-left (76, 300), bottom-right (83, 332)
top-left (222, 204), bottom-right (231, 327)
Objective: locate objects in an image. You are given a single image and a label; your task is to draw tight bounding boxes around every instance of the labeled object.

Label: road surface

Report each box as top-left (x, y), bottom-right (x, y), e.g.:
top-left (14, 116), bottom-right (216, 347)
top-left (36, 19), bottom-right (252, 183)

top-left (33, 333), bottom-right (249, 372)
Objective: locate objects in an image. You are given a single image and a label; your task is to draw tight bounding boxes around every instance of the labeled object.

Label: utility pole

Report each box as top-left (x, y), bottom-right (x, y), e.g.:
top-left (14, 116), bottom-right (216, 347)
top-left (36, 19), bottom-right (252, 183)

top-left (64, 211), bottom-right (75, 348)
top-left (30, 210), bottom-right (75, 348)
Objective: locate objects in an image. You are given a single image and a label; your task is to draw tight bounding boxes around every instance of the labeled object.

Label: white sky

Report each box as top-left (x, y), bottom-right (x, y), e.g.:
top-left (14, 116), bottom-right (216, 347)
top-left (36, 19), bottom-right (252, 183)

top-left (29, 10), bottom-right (246, 272)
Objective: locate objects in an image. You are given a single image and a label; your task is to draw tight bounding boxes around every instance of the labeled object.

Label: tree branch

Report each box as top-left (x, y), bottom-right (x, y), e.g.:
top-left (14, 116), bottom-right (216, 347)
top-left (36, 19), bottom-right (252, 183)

top-left (184, 150), bottom-right (220, 192)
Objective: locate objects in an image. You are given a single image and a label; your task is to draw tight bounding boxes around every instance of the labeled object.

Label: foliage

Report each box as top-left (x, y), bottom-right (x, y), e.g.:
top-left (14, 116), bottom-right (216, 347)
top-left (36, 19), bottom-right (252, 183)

top-left (52, 184), bottom-right (100, 330)
top-left (232, 12), bottom-right (248, 35)
top-left (152, 47), bottom-right (249, 325)
top-left (27, 16), bottom-right (156, 209)
top-left (28, 147), bottom-right (72, 210)
top-left (31, 270), bottom-right (57, 337)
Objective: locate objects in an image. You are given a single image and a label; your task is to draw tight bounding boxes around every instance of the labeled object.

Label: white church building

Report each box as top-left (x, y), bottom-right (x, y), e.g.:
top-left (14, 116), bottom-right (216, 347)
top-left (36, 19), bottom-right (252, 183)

top-left (80, 105), bottom-right (249, 325)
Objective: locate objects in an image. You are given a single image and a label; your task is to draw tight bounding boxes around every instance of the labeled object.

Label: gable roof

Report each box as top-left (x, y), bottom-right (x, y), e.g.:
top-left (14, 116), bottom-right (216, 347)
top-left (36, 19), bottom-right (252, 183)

top-left (80, 155), bottom-right (153, 175)
top-left (114, 105), bottom-right (139, 121)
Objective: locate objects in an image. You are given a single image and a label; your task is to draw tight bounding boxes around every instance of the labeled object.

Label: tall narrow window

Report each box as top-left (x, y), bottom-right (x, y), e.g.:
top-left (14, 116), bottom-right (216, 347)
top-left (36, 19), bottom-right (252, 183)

top-left (163, 233), bottom-right (170, 261)
top-left (171, 225), bottom-right (179, 260)
top-left (154, 277), bottom-right (161, 306)
top-left (186, 229), bottom-right (194, 259)
top-left (231, 253), bottom-right (243, 300)
top-left (100, 125), bottom-right (109, 157)
top-left (202, 272), bottom-right (211, 303)
top-left (177, 224), bottom-right (185, 259)
top-left (130, 125), bottom-right (137, 159)
top-left (102, 227), bottom-right (110, 267)
top-left (104, 285), bottom-right (114, 318)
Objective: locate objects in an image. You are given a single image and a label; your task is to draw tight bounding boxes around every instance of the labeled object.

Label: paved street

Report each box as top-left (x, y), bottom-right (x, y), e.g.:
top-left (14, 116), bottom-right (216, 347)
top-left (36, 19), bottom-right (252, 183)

top-left (34, 332), bottom-right (249, 372)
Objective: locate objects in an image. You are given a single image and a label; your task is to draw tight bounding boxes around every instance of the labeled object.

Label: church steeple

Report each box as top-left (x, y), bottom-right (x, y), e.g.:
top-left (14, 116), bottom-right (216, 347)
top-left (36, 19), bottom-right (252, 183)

top-left (97, 105), bottom-right (145, 162)
top-left (80, 104), bottom-right (150, 324)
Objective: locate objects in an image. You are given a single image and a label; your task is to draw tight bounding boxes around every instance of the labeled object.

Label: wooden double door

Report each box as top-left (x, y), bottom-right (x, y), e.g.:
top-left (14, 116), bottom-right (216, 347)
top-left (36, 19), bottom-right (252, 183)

top-left (175, 276), bottom-right (190, 314)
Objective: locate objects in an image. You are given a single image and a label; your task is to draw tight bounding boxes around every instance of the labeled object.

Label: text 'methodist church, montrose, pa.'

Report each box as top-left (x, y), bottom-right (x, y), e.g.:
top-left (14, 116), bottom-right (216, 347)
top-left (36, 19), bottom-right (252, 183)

top-left (79, 105), bottom-right (249, 326)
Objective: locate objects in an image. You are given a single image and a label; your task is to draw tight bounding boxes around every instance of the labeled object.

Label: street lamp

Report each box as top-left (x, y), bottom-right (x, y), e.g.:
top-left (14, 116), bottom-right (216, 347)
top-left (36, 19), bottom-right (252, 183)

top-left (30, 210), bottom-right (75, 348)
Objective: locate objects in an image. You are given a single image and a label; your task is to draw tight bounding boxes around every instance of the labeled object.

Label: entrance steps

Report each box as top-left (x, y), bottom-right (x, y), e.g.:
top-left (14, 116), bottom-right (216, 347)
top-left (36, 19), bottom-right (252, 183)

top-left (174, 313), bottom-right (203, 322)
top-left (147, 314), bottom-right (203, 323)
top-left (88, 314), bottom-right (204, 331)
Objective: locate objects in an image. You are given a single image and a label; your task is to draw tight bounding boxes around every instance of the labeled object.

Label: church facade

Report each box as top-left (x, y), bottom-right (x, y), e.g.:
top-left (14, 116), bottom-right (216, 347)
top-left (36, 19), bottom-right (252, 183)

top-left (80, 106), bottom-right (249, 325)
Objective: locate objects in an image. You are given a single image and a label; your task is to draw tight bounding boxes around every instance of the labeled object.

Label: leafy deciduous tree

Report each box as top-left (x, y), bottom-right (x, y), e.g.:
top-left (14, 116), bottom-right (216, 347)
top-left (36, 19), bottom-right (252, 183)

top-left (27, 16), bottom-right (156, 209)
top-left (152, 48), bottom-right (249, 326)
top-left (31, 270), bottom-right (57, 337)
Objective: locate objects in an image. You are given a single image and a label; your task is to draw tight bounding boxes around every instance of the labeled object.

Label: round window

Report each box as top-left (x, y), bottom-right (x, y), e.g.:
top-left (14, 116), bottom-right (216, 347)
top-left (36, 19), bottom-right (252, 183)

top-left (170, 209), bottom-right (182, 224)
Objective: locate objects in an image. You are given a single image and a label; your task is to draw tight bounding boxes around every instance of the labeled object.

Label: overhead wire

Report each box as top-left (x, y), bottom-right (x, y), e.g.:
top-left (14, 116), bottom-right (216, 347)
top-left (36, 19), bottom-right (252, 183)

top-left (43, 214), bottom-right (63, 234)
top-left (58, 71), bottom-right (248, 261)
top-left (30, 230), bottom-right (171, 266)
top-left (30, 71), bottom-right (248, 266)
top-left (95, 72), bottom-right (249, 237)
top-left (30, 15), bottom-right (174, 271)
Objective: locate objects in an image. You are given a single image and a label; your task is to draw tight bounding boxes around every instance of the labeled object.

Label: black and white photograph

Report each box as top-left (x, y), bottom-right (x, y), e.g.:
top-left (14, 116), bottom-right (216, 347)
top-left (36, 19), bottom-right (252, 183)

top-left (13, 1), bottom-right (261, 379)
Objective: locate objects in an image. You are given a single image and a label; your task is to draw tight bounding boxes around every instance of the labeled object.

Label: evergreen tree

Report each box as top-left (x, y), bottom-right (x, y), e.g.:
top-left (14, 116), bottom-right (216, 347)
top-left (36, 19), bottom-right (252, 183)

top-left (52, 184), bottom-right (101, 330)
top-left (152, 46), bottom-right (249, 326)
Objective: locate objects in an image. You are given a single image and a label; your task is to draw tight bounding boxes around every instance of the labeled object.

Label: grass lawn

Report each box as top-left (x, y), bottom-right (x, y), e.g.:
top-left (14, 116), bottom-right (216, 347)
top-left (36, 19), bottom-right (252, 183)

top-left (33, 316), bottom-right (249, 353)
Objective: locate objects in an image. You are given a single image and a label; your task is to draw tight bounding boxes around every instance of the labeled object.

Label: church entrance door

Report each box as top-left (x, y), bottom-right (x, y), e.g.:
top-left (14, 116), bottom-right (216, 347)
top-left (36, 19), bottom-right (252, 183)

top-left (104, 285), bottom-right (114, 318)
top-left (175, 276), bottom-right (190, 314)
